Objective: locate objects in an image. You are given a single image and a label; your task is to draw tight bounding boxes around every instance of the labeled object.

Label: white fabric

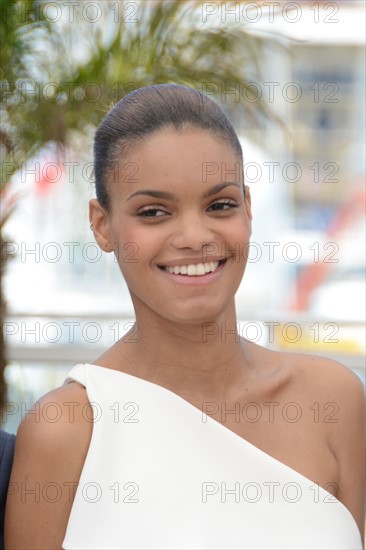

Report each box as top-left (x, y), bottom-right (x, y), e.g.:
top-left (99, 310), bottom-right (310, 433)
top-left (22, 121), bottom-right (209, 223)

top-left (62, 363), bottom-right (362, 550)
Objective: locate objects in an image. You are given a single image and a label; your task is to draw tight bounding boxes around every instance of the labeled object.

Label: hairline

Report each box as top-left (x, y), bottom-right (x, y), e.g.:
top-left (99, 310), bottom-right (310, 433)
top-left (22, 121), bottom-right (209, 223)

top-left (102, 122), bottom-right (244, 212)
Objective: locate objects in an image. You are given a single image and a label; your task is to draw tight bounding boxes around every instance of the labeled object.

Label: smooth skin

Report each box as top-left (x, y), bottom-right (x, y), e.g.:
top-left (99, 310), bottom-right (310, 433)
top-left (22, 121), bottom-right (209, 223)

top-left (5, 127), bottom-right (365, 548)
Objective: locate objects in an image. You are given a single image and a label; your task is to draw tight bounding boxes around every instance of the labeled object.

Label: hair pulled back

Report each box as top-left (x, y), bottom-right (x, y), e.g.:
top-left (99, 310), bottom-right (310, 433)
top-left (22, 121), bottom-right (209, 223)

top-left (93, 83), bottom-right (243, 210)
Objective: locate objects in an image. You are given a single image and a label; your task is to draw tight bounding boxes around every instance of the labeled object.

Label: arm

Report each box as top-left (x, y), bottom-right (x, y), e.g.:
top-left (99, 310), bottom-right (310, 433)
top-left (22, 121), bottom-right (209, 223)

top-left (0, 430), bottom-right (16, 550)
top-left (327, 364), bottom-right (365, 543)
top-left (4, 382), bottom-right (92, 550)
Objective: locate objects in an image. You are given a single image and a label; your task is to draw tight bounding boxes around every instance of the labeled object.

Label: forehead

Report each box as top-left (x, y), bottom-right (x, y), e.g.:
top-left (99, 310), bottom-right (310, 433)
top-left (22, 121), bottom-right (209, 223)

top-left (110, 127), bottom-right (242, 196)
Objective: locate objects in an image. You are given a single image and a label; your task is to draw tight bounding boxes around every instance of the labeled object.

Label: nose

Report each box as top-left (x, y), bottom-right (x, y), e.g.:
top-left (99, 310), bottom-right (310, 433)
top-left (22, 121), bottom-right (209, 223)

top-left (169, 211), bottom-right (216, 252)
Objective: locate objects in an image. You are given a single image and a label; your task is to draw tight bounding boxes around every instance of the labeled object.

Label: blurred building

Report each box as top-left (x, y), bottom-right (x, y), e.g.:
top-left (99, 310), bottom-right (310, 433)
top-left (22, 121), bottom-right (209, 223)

top-left (290, 2), bottom-right (365, 228)
top-left (268, 2), bottom-right (364, 219)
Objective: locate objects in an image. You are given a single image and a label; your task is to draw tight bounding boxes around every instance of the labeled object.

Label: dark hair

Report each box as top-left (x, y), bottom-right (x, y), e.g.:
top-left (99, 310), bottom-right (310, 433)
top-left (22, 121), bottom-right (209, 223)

top-left (93, 83), bottom-right (243, 211)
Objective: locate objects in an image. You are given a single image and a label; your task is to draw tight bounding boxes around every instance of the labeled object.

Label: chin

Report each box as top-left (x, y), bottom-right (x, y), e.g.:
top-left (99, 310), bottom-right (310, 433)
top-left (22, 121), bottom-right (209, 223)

top-left (158, 297), bottom-right (236, 327)
top-left (130, 286), bottom-right (238, 326)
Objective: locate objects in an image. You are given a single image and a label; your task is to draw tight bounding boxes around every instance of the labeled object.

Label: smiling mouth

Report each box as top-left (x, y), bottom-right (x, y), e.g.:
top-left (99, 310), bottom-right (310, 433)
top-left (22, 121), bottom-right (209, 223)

top-left (158, 259), bottom-right (227, 276)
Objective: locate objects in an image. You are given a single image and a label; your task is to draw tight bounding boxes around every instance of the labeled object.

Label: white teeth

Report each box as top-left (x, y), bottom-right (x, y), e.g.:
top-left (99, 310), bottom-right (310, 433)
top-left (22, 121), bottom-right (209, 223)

top-left (163, 261), bottom-right (220, 276)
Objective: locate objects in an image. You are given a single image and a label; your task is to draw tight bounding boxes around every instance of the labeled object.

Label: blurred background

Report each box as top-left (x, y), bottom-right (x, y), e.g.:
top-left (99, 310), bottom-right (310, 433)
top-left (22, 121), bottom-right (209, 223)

top-left (1, 0), bottom-right (365, 433)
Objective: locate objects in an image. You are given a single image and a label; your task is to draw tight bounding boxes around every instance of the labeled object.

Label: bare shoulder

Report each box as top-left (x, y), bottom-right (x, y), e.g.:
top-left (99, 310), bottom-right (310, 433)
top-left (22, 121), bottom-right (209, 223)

top-left (279, 351), bottom-right (364, 445)
top-left (252, 344), bottom-right (364, 436)
top-left (277, 349), bottom-right (363, 399)
top-left (5, 381), bottom-right (93, 549)
top-left (249, 340), bottom-right (363, 396)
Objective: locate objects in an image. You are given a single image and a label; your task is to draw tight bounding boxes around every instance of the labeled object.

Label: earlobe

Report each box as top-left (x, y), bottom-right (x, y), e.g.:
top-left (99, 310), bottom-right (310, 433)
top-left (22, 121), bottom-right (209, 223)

top-left (89, 199), bottom-right (114, 253)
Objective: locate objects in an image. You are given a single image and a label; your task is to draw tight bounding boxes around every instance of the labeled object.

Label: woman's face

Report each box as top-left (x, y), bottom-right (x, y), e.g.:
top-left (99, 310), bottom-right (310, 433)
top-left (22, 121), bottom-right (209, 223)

top-left (91, 126), bottom-right (252, 324)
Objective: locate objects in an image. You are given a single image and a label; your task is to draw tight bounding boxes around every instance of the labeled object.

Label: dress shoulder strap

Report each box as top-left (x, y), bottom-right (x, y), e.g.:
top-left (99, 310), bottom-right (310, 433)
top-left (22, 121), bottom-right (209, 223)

top-left (64, 363), bottom-right (89, 388)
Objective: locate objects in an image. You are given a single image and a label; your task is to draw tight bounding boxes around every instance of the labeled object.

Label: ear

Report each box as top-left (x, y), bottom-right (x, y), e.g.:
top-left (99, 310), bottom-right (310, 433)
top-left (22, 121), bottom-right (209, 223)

top-left (244, 185), bottom-right (253, 221)
top-left (89, 198), bottom-right (113, 253)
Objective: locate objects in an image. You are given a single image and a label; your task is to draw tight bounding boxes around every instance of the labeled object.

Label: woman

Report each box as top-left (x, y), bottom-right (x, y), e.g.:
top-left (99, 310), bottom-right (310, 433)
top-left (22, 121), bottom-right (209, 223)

top-left (5, 84), bottom-right (364, 549)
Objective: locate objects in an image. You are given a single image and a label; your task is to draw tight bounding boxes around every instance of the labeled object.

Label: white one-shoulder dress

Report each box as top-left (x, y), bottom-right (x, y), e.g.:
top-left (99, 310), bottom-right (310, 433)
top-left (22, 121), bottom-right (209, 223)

top-left (62, 363), bottom-right (362, 550)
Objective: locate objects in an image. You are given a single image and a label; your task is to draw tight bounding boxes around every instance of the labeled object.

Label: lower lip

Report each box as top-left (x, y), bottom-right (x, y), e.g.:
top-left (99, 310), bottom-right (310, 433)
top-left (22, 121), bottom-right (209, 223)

top-left (157, 261), bottom-right (227, 286)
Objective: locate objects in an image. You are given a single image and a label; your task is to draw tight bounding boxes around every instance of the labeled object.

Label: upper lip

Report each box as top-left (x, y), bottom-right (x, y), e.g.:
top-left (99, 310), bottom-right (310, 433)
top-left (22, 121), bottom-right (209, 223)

top-left (157, 257), bottom-right (229, 267)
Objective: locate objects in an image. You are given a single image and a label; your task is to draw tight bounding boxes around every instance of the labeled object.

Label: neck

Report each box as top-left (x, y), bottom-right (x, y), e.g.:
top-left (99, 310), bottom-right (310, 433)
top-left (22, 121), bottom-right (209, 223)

top-left (121, 298), bottom-right (253, 401)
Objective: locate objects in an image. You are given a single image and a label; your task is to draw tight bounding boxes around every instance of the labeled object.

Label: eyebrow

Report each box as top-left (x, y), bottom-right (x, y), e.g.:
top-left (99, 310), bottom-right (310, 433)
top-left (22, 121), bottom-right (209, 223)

top-left (126, 182), bottom-right (241, 201)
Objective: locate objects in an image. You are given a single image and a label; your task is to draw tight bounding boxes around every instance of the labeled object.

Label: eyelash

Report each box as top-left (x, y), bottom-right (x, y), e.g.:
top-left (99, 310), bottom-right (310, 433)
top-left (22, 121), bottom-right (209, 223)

top-left (208, 200), bottom-right (238, 212)
top-left (137, 200), bottom-right (238, 218)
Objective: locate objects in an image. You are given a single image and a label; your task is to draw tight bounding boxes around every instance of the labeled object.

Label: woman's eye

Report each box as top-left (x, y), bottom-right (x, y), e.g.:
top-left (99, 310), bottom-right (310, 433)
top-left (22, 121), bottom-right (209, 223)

top-left (137, 207), bottom-right (168, 217)
top-left (208, 200), bottom-right (238, 212)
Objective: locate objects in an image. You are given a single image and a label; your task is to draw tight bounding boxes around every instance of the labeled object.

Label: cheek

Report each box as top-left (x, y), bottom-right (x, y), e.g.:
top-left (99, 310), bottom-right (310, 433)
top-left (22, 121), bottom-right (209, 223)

top-left (112, 221), bottom-right (160, 274)
top-left (226, 217), bottom-right (251, 259)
